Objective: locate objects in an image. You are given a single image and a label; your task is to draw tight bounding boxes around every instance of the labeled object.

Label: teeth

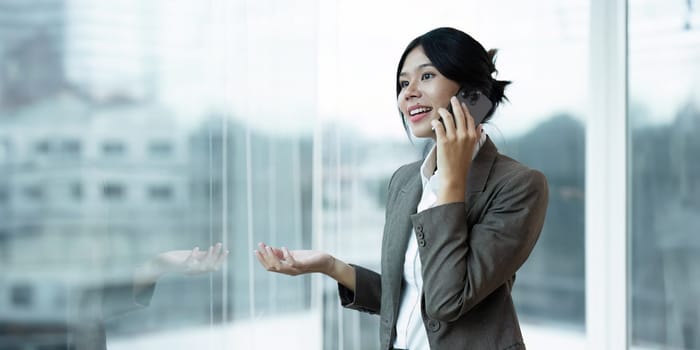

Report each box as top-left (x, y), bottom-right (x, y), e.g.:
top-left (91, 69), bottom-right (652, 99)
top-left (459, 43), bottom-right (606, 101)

top-left (410, 107), bottom-right (432, 116)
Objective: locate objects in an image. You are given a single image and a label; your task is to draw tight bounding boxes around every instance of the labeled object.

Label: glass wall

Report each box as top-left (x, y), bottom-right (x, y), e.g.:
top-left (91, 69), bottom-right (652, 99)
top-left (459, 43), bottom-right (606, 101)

top-left (5, 0), bottom-right (700, 348)
top-left (0, 0), bottom-right (318, 348)
top-left (629, 0), bottom-right (700, 349)
top-left (476, 1), bottom-right (588, 331)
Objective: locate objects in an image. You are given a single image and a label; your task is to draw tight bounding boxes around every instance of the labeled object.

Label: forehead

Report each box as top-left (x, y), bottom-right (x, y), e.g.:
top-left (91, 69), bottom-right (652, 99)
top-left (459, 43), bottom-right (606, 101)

top-left (400, 47), bottom-right (433, 74)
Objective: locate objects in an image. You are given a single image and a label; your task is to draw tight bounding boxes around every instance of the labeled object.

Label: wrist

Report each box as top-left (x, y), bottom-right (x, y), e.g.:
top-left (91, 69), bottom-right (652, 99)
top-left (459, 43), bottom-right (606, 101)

top-left (437, 184), bottom-right (465, 204)
top-left (136, 258), bottom-right (166, 282)
top-left (134, 265), bottom-right (158, 287)
top-left (324, 255), bottom-right (338, 276)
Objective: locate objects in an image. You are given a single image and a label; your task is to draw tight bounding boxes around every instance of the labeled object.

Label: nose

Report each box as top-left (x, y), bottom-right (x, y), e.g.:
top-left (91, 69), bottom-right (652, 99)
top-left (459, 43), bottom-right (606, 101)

top-left (404, 80), bottom-right (421, 100)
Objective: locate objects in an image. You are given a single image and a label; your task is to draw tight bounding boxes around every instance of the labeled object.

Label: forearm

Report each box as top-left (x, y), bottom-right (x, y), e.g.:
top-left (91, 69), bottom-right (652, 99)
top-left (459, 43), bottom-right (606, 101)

top-left (436, 183), bottom-right (467, 205)
top-left (326, 256), bottom-right (356, 292)
top-left (132, 258), bottom-right (166, 299)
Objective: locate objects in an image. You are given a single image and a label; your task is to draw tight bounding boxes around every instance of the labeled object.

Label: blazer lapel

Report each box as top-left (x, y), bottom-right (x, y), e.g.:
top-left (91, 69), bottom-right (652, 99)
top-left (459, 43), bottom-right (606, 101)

top-left (464, 137), bottom-right (498, 219)
top-left (467, 136), bottom-right (498, 194)
top-left (383, 167), bottom-right (422, 320)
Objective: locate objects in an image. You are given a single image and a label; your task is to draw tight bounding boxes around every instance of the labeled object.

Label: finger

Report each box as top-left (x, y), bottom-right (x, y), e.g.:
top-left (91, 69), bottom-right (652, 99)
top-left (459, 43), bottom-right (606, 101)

top-left (463, 102), bottom-right (476, 137)
top-left (451, 96), bottom-right (467, 134)
top-left (282, 247), bottom-right (295, 265)
top-left (211, 243), bottom-right (223, 262)
top-left (271, 247), bottom-right (285, 260)
top-left (254, 250), bottom-right (270, 269)
top-left (200, 245), bottom-right (215, 267)
top-left (431, 120), bottom-right (445, 141)
top-left (437, 107), bottom-right (456, 138)
top-left (210, 243), bottom-right (220, 259)
top-left (281, 247), bottom-right (300, 275)
top-left (191, 246), bottom-right (206, 259)
top-left (207, 242), bottom-right (223, 269)
top-left (255, 242), bottom-right (274, 265)
top-left (185, 246), bottom-right (199, 264)
top-left (257, 242), bottom-right (275, 266)
top-left (476, 124), bottom-right (484, 140)
top-left (256, 246), bottom-right (274, 269)
top-left (213, 249), bottom-right (229, 270)
top-left (265, 245), bottom-right (284, 270)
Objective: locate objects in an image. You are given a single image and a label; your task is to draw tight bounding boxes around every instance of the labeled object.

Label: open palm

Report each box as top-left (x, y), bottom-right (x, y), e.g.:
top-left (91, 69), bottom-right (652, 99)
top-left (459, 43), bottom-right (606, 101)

top-left (255, 242), bottom-right (333, 276)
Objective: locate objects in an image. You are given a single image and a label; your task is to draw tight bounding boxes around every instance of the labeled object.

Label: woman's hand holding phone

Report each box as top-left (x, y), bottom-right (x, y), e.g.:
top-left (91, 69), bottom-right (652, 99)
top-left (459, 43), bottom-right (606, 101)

top-left (431, 96), bottom-right (483, 205)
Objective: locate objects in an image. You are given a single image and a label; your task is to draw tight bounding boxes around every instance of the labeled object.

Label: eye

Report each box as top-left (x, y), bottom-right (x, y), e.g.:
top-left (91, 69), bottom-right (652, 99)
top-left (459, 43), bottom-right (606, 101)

top-left (421, 72), bottom-right (435, 80)
top-left (399, 80), bottom-right (409, 89)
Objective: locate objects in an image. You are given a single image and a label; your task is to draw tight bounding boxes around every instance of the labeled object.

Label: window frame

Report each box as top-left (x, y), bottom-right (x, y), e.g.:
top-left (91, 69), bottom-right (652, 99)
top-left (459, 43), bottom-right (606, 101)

top-left (586, 0), bottom-right (629, 348)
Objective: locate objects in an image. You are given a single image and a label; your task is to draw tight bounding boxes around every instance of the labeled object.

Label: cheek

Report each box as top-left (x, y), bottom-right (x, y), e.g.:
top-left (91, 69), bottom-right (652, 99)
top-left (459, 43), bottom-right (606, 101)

top-left (397, 97), bottom-right (406, 114)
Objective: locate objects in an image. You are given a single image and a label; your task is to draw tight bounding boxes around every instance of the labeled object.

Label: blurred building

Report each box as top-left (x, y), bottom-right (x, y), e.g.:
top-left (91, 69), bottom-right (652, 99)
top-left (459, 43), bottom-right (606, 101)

top-left (0, 92), bottom-right (193, 347)
top-left (0, 0), bottom-right (67, 108)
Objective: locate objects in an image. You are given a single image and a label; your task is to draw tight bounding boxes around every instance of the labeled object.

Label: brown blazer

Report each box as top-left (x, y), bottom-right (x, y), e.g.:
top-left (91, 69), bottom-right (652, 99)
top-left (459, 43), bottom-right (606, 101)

top-left (338, 136), bottom-right (549, 350)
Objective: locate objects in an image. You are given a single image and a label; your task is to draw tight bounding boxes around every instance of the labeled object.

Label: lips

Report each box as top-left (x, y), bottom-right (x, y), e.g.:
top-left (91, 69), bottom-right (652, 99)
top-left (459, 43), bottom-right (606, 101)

top-left (408, 105), bottom-right (433, 123)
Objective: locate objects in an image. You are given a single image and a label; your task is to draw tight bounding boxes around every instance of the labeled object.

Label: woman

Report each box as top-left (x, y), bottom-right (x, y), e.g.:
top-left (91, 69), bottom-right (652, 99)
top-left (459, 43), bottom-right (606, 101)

top-left (256, 27), bottom-right (548, 350)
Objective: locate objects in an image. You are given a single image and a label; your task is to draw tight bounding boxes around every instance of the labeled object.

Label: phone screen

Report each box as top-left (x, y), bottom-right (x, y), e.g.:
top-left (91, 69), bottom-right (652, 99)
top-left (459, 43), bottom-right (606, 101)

top-left (446, 88), bottom-right (493, 125)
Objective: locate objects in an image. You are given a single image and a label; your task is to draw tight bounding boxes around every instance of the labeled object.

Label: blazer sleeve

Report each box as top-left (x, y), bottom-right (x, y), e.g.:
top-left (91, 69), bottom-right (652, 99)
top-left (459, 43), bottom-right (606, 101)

top-left (336, 164), bottom-right (411, 315)
top-left (337, 264), bottom-right (382, 315)
top-left (100, 278), bottom-right (157, 320)
top-left (410, 168), bottom-right (548, 322)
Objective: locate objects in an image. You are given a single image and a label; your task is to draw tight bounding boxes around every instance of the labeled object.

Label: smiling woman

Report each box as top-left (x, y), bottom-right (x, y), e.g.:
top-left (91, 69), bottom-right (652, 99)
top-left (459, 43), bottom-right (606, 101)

top-left (256, 27), bottom-right (549, 350)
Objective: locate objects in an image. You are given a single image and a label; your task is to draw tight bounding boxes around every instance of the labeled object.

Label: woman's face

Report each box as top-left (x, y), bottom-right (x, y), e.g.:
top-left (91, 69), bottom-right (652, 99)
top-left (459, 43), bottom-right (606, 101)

top-left (397, 46), bottom-right (460, 139)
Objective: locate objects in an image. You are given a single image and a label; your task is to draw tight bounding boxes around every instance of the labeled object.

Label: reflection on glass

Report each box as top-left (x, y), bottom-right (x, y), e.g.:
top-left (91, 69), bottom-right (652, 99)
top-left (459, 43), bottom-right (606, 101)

top-left (474, 0), bottom-right (588, 332)
top-left (2, 0), bottom-right (324, 345)
top-left (630, 1), bottom-right (700, 348)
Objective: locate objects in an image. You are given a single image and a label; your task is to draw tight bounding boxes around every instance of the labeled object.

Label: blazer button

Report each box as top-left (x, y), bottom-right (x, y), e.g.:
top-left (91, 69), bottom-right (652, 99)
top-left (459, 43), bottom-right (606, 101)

top-left (418, 239), bottom-right (426, 247)
top-left (416, 232), bottom-right (425, 239)
top-left (416, 224), bottom-right (423, 232)
top-left (428, 319), bottom-right (441, 332)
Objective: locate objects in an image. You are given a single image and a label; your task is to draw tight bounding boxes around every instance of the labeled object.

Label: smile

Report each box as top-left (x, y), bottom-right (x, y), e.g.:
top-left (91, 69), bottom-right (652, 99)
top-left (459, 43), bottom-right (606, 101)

top-left (409, 107), bottom-right (432, 116)
top-left (408, 107), bottom-right (432, 123)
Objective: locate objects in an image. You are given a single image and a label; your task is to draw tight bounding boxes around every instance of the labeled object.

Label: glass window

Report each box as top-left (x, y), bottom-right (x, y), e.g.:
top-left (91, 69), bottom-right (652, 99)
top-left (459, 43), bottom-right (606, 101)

top-left (0, 138), bottom-right (9, 163)
top-left (102, 183), bottom-right (125, 200)
top-left (11, 284), bottom-right (33, 308)
top-left (102, 141), bottom-right (126, 156)
top-left (0, 231), bottom-right (8, 263)
top-left (148, 140), bottom-right (173, 158)
top-left (0, 0), bottom-right (593, 349)
top-left (60, 139), bottom-right (81, 158)
top-left (629, 0), bottom-right (700, 348)
top-left (35, 140), bottom-right (50, 154)
top-left (71, 183), bottom-right (82, 200)
top-left (0, 186), bottom-right (8, 203)
top-left (476, 1), bottom-right (588, 331)
top-left (23, 185), bottom-right (43, 200)
top-left (147, 185), bottom-right (172, 201)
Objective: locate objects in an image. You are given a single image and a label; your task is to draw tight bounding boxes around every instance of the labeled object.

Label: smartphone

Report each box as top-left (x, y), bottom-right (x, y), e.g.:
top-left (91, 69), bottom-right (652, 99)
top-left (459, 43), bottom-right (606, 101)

top-left (446, 87), bottom-right (493, 125)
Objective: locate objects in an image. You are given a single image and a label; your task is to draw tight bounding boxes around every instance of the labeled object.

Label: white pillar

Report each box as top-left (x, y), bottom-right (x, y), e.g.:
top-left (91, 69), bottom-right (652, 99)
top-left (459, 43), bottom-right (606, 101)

top-left (586, 0), bottom-right (628, 349)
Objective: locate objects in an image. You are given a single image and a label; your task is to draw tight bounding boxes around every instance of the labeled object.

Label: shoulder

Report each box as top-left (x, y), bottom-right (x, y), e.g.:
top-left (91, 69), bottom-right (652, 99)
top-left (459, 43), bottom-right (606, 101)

top-left (387, 160), bottom-right (422, 190)
top-left (489, 153), bottom-right (548, 193)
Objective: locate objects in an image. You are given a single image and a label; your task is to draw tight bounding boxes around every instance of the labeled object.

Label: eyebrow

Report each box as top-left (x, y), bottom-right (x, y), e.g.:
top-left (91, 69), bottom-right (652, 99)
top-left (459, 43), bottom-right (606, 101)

top-left (399, 63), bottom-right (435, 77)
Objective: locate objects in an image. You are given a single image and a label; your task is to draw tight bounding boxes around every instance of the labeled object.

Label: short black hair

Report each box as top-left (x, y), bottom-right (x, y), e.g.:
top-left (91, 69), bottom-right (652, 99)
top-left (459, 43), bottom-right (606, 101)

top-left (396, 27), bottom-right (511, 134)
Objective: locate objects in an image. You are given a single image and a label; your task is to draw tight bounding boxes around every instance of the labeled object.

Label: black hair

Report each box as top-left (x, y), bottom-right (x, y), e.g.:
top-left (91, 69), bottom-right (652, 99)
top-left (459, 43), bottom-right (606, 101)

top-left (396, 27), bottom-right (511, 135)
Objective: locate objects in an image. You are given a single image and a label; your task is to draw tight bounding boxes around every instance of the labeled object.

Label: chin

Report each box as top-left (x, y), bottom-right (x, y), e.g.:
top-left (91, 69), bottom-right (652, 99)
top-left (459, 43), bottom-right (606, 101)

top-left (410, 126), bottom-right (436, 139)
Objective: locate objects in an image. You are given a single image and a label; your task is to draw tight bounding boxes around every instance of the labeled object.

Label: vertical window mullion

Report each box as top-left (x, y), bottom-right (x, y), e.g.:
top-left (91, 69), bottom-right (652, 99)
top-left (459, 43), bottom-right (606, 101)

top-left (586, 0), bottom-right (629, 349)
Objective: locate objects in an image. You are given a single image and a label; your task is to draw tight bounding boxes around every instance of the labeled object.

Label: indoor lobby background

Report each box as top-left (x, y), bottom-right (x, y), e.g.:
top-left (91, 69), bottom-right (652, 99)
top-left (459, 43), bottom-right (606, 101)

top-left (0, 0), bottom-right (698, 349)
